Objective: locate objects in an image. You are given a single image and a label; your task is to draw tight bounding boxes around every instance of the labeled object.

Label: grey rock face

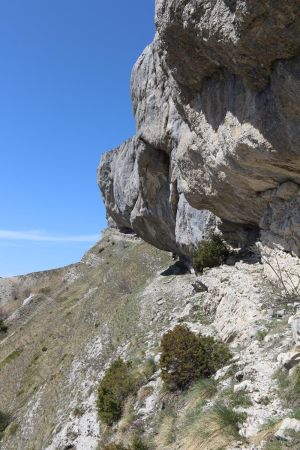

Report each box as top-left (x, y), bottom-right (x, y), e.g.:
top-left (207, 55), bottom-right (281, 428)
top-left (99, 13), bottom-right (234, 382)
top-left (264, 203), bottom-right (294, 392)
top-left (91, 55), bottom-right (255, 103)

top-left (260, 182), bottom-right (300, 253)
top-left (98, 136), bottom-right (216, 256)
top-left (99, 0), bottom-right (300, 257)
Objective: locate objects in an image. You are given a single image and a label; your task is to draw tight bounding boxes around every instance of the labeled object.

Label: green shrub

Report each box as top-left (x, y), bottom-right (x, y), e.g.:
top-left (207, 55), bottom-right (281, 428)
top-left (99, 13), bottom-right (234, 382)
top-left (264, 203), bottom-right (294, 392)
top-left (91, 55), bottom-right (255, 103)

top-left (0, 319), bottom-right (8, 334)
top-left (97, 358), bottom-right (140, 425)
top-left (192, 232), bottom-right (229, 273)
top-left (159, 325), bottom-right (231, 391)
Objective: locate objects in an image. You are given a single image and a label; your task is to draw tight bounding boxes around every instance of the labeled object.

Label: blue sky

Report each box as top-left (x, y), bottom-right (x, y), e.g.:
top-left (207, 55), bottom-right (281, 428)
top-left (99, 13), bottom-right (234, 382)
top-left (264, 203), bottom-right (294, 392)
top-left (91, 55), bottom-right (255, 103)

top-left (0, 0), bottom-right (155, 277)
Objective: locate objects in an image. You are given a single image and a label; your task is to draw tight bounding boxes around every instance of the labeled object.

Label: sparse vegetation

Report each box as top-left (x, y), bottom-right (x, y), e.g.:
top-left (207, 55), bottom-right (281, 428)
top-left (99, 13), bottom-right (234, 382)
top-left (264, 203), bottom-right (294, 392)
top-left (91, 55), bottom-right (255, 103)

top-left (39, 286), bottom-right (51, 295)
top-left (0, 309), bottom-right (8, 334)
top-left (5, 421), bottom-right (18, 437)
top-left (264, 441), bottom-right (284, 450)
top-left (73, 406), bottom-right (85, 417)
top-left (252, 246), bottom-right (300, 302)
top-left (256, 328), bottom-right (268, 342)
top-left (154, 404), bottom-right (177, 448)
top-left (222, 387), bottom-right (252, 408)
top-left (0, 319), bottom-right (8, 334)
top-left (102, 444), bottom-right (128, 450)
top-left (160, 325), bottom-right (231, 391)
top-left (210, 401), bottom-right (247, 437)
top-left (101, 437), bottom-right (148, 450)
top-left (192, 232), bottom-right (229, 273)
top-left (181, 379), bottom-right (218, 431)
top-left (140, 357), bottom-right (156, 381)
top-left (275, 367), bottom-right (300, 408)
top-left (0, 348), bottom-right (23, 370)
top-left (0, 411), bottom-right (11, 440)
top-left (174, 399), bottom-right (246, 449)
top-left (97, 358), bottom-right (141, 425)
top-left (131, 435), bottom-right (148, 450)
top-left (119, 396), bottom-right (137, 432)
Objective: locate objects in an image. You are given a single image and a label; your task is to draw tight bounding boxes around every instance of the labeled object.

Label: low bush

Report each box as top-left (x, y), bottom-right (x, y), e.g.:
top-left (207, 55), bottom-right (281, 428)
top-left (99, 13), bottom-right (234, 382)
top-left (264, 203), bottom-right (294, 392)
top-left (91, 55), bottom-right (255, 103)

top-left (97, 358), bottom-right (140, 425)
top-left (192, 232), bottom-right (229, 273)
top-left (160, 325), bottom-right (231, 391)
top-left (0, 319), bottom-right (7, 334)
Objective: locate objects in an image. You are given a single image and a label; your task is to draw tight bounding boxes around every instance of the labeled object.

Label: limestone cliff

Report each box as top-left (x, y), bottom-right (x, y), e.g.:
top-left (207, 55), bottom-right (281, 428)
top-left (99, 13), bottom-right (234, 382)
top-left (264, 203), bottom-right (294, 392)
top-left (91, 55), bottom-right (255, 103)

top-left (98, 0), bottom-right (300, 257)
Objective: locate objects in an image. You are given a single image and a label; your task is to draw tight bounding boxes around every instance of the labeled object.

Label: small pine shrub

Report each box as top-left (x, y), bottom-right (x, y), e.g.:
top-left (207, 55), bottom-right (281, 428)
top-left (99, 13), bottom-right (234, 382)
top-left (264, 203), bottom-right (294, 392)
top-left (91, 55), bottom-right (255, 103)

top-left (192, 232), bottom-right (229, 273)
top-left (97, 358), bottom-right (140, 425)
top-left (160, 325), bottom-right (231, 391)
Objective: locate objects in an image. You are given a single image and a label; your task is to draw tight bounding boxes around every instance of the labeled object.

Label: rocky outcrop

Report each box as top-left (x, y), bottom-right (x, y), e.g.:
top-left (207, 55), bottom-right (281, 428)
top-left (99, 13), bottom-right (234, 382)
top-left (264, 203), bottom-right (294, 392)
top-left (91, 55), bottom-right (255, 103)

top-left (99, 0), bottom-right (300, 257)
top-left (98, 136), bottom-right (218, 257)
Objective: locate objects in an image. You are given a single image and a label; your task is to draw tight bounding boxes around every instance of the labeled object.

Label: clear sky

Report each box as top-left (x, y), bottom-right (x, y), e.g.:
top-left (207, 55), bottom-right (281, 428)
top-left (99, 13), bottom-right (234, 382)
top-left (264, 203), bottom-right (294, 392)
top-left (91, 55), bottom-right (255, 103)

top-left (0, 0), bottom-right (155, 277)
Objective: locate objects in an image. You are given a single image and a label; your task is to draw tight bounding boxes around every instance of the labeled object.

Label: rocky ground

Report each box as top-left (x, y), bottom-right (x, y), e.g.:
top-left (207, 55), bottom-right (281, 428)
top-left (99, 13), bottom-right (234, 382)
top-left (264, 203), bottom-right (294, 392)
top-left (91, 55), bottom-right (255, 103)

top-left (1, 229), bottom-right (300, 450)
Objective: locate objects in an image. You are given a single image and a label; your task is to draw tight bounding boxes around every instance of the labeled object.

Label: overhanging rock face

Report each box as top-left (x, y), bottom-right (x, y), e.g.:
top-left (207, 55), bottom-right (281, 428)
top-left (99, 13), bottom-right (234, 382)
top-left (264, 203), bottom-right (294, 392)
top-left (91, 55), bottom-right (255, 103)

top-left (99, 0), bottom-right (300, 257)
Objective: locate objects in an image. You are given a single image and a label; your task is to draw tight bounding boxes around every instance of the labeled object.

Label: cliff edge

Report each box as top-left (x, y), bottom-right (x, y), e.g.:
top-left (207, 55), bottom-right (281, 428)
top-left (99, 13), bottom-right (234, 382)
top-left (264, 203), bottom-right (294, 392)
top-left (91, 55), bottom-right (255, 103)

top-left (98, 0), bottom-right (300, 258)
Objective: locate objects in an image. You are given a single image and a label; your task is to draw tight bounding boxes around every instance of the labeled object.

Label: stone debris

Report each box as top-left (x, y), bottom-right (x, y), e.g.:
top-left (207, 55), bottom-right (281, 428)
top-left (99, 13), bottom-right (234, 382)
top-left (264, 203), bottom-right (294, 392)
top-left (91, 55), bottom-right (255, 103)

top-left (275, 418), bottom-right (300, 440)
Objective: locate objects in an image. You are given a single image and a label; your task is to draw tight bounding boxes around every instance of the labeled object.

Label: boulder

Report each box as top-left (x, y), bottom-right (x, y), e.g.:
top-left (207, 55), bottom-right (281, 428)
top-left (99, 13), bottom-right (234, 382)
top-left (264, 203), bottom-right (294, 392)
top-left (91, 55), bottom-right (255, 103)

top-left (275, 418), bottom-right (300, 441)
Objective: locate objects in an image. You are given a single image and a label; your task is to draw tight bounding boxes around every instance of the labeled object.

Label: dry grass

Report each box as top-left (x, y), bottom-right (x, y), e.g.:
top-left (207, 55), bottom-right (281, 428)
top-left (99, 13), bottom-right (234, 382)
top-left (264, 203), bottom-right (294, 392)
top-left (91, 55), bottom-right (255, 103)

top-left (118, 396), bottom-right (137, 432)
top-left (154, 378), bottom-right (247, 450)
top-left (249, 420), bottom-right (282, 446)
top-left (0, 235), bottom-right (172, 449)
top-left (154, 412), bottom-right (177, 448)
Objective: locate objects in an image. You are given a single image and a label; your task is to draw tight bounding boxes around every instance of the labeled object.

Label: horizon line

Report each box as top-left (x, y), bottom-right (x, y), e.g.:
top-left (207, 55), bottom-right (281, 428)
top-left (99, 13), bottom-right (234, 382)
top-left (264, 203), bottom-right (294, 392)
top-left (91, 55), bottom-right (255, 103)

top-left (0, 229), bottom-right (100, 243)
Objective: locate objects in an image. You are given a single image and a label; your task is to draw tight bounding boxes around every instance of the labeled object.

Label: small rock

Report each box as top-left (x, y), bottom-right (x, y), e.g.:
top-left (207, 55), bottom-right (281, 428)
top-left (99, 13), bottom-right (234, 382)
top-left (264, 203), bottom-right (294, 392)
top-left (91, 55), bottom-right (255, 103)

top-left (252, 393), bottom-right (269, 405)
top-left (234, 380), bottom-right (254, 393)
top-left (289, 313), bottom-right (300, 346)
top-left (277, 347), bottom-right (300, 369)
top-left (276, 181), bottom-right (299, 200)
top-left (154, 354), bottom-right (160, 364)
top-left (235, 371), bottom-right (244, 382)
top-left (277, 310), bottom-right (285, 318)
top-left (275, 418), bottom-right (300, 440)
top-left (220, 276), bottom-right (229, 283)
top-left (192, 278), bottom-right (208, 293)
